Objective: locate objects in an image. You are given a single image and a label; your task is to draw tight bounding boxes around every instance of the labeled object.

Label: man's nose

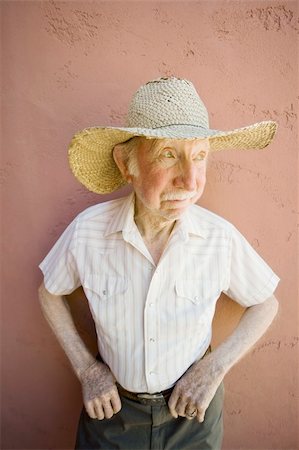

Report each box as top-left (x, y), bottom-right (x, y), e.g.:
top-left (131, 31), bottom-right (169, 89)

top-left (174, 161), bottom-right (198, 191)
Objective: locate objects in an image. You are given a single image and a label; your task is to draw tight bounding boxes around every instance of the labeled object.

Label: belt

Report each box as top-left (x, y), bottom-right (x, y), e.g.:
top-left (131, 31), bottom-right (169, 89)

top-left (117, 384), bottom-right (173, 406)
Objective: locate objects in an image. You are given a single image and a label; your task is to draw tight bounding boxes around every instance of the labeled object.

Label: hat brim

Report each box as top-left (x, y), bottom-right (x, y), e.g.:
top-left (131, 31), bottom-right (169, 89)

top-left (68, 121), bottom-right (277, 194)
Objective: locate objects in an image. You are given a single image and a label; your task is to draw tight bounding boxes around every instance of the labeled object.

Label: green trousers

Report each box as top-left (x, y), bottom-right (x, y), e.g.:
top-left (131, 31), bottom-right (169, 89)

top-left (75, 383), bottom-right (224, 450)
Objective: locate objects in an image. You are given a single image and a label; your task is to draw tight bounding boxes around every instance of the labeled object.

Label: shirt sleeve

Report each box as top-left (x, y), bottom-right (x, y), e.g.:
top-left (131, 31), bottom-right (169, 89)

top-left (39, 218), bottom-right (81, 295)
top-left (223, 225), bottom-right (280, 307)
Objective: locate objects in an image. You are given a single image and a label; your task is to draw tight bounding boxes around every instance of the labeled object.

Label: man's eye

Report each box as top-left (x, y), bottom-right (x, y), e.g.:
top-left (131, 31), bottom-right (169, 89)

top-left (162, 150), bottom-right (175, 158)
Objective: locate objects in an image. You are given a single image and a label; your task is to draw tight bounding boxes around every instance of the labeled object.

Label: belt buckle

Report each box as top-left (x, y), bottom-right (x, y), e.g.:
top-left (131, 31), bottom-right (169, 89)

top-left (137, 393), bottom-right (164, 400)
top-left (137, 393), bottom-right (165, 405)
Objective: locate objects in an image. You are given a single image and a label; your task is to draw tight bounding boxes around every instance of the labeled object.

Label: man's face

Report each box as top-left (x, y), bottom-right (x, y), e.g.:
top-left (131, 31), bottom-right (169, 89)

top-left (131, 137), bottom-right (209, 220)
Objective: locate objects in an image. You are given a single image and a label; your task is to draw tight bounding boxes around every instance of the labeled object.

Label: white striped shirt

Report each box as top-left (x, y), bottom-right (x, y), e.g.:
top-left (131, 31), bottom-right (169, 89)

top-left (39, 193), bottom-right (279, 393)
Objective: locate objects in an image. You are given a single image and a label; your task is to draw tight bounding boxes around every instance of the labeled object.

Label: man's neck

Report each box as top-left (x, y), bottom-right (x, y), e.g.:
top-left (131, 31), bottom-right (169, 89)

top-left (133, 201), bottom-right (177, 265)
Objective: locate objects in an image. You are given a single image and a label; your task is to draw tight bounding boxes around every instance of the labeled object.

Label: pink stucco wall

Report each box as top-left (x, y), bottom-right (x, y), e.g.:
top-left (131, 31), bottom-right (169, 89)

top-left (2, 1), bottom-right (298, 449)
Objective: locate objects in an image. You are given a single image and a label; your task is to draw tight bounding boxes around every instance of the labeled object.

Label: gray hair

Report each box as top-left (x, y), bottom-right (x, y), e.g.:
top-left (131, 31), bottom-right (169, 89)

top-left (116, 136), bottom-right (141, 176)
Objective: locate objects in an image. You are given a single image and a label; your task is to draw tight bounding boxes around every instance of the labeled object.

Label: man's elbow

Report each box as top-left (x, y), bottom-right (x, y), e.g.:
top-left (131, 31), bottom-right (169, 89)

top-left (262, 294), bottom-right (279, 318)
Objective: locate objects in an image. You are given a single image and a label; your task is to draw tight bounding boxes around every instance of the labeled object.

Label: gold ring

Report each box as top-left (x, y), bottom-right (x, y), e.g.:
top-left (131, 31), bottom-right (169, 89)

top-left (187, 409), bottom-right (197, 417)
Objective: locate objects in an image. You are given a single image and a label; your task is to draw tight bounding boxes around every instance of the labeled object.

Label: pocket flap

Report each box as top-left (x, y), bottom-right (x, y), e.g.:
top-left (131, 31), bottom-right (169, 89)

top-left (175, 279), bottom-right (221, 304)
top-left (84, 274), bottom-right (128, 300)
top-left (175, 279), bottom-right (202, 304)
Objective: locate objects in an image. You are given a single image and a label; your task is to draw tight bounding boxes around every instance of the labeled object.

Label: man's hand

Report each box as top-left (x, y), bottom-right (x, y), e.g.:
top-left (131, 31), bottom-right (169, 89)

top-left (168, 354), bottom-right (223, 423)
top-left (168, 297), bottom-right (279, 422)
top-left (80, 361), bottom-right (122, 420)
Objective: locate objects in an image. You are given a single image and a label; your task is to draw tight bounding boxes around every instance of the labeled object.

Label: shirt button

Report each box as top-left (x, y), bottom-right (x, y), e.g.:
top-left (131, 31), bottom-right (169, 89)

top-left (102, 290), bottom-right (107, 296)
top-left (149, 303), bottom-right (154, 307)
top-left (194, 296), bottom-right (199, 301)
top-left (150, 371), bottom-right (155, 375)
top-left (150, 338), bottom-right (155, 342)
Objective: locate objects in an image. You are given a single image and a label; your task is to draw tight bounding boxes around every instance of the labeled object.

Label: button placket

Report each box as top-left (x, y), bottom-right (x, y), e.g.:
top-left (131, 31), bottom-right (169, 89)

top-left (143, 265), bottom-right (162, 391)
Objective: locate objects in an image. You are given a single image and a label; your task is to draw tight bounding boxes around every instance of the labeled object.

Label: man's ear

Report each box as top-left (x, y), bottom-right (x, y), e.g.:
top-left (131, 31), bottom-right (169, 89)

top-left (113, 145), bottom-right (133, 183)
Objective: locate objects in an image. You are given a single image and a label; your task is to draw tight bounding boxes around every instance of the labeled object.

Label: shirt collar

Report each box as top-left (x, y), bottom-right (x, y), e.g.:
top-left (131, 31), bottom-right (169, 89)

top-left (104, 192), bottom-right (137, 237)
top-left (175, 207), bottom-right (207, 241)
top-left (105, 193), bottom-right (207, 240)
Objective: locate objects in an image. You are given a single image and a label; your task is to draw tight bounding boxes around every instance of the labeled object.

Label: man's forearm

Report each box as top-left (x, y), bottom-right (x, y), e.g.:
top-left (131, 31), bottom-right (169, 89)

top-left (38, 282), bottom-right (122, 420)
top-left (38, 282), bottom-right (96, 379)
top-left (206, 295), bottom-right (279, 377)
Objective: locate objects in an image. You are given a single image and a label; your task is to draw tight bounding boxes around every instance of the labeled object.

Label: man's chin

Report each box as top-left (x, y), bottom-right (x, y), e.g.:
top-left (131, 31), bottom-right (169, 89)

top-left (160, 205), bottom-right (189, 220)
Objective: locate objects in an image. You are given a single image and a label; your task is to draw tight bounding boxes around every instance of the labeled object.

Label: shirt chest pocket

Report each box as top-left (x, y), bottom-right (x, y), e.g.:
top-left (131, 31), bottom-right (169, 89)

top-left (83, 274), bottom-right (128, 301)
top-left (173, 279), bottom-right (219, 332)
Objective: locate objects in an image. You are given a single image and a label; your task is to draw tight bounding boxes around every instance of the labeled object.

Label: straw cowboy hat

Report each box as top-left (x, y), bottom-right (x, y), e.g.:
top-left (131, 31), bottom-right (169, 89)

top-left (68, 77), bottom-right (277, 194)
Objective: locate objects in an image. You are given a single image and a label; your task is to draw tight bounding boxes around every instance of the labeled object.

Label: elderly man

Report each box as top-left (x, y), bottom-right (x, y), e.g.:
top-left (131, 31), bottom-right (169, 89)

top-left (38, 77), bottom-right (279, 450)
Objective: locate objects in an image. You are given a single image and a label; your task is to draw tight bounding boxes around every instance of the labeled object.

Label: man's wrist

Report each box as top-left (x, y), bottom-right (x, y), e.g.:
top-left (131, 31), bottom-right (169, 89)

top-left (196, 351), bottom-right (228, 380)
top-left (76, 357), bottom-right (98, 381)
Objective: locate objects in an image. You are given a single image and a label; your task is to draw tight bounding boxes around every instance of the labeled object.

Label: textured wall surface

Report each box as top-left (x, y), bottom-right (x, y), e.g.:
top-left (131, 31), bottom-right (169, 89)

top-left (1, 1), bottom-right (298, 449)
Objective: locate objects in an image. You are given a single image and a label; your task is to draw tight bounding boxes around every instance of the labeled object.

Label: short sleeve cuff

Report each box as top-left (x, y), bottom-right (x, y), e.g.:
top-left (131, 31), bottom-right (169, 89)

top-left (228, 272), bottom-right (280, 308)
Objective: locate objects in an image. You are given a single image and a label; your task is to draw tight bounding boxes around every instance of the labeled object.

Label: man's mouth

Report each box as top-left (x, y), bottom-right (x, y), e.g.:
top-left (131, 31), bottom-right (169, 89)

top-left (161, 191), bottom-right (196, 202)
